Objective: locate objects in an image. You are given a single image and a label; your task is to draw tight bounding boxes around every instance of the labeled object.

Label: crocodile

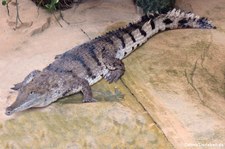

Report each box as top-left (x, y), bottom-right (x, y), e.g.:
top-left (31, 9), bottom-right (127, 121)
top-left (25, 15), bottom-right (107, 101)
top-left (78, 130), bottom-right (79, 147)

top-left (5, 9), bottom-right (216, 116)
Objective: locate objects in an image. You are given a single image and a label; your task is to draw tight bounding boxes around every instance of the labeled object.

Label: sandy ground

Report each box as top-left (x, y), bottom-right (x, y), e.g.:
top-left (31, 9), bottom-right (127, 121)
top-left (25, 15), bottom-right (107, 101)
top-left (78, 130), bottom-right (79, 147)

top-left (0, 0), bottom-right (225, 148)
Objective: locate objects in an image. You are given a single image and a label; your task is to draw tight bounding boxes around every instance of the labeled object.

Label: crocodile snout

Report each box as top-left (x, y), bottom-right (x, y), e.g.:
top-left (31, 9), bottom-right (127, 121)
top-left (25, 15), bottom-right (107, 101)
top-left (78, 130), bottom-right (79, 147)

top-left (5, 106), bottom-right (14, 116)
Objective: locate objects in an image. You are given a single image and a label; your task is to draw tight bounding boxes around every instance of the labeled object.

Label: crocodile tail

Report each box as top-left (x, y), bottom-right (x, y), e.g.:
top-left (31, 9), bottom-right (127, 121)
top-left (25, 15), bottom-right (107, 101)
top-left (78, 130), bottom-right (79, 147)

top-left (106, 9), bottom-right (216, 59)
top-left (161, 8), bottom-right (216, 30)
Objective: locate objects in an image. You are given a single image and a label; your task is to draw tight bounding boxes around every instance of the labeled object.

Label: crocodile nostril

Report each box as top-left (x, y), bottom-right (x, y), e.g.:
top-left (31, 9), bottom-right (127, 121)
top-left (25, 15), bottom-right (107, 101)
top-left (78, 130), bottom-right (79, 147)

top-left (5, 107), bottom-right (13, 116)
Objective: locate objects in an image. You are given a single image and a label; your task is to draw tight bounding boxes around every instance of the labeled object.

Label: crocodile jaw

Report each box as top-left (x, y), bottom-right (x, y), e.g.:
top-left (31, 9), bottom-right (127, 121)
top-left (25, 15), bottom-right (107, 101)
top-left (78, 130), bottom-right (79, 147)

top-left (5, 97), bottom-right (40, 116)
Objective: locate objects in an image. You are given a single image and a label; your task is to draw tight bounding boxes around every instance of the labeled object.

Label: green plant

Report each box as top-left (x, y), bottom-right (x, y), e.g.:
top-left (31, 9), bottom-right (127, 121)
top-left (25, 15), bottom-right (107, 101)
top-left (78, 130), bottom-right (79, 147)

top-left (45, 0), bottom-right (59, 12)
top-left (2, 0), bottom-right (9, 14)
top-left (2, 0), bottom-right (6, 5)
top-left (136, 0), bottom-right (176, 13)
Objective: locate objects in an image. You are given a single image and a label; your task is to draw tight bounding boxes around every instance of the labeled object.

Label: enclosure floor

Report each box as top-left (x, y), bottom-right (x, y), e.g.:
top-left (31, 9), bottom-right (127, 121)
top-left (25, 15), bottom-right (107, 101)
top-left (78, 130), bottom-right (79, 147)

top-left (0, 0), bottom-right (225, 148)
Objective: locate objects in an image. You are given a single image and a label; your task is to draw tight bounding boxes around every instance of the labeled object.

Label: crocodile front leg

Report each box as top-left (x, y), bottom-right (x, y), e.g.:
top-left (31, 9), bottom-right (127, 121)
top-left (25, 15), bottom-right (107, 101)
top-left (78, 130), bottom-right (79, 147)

top-left (11, 70), bottom-right (41, 90)
top-left (79, 78), bottom-right (96, 103)
top-left (63, 75), bottom-right (96, 102)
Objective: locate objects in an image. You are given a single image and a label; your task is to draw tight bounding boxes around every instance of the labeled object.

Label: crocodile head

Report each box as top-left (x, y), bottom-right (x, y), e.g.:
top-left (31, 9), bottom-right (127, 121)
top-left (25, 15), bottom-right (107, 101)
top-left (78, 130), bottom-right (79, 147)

top-left (5, 72), bottom-right (66, 116)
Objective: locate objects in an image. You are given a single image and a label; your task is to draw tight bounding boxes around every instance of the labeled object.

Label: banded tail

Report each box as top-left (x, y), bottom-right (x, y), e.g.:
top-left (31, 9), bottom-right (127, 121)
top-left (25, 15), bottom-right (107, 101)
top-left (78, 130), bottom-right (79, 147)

top-left (101, 9), bottom-right (216, 60)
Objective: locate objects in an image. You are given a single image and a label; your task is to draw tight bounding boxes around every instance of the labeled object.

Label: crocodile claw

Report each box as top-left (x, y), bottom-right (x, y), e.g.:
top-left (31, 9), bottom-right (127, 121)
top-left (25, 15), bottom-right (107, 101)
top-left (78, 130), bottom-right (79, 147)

top-left (105, 69), bottom-right (124, 83)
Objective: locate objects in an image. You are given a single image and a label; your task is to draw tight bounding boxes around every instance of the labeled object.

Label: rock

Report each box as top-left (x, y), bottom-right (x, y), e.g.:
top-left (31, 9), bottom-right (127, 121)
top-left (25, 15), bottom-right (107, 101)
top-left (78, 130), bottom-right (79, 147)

top-left (0, 0), bottom-right (225, 148)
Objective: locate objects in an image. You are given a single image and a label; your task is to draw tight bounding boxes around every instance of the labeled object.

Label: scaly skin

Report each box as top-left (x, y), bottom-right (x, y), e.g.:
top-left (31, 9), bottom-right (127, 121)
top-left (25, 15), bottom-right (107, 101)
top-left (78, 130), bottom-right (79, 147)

top-left (5, 9), bottom-right (216, 116)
